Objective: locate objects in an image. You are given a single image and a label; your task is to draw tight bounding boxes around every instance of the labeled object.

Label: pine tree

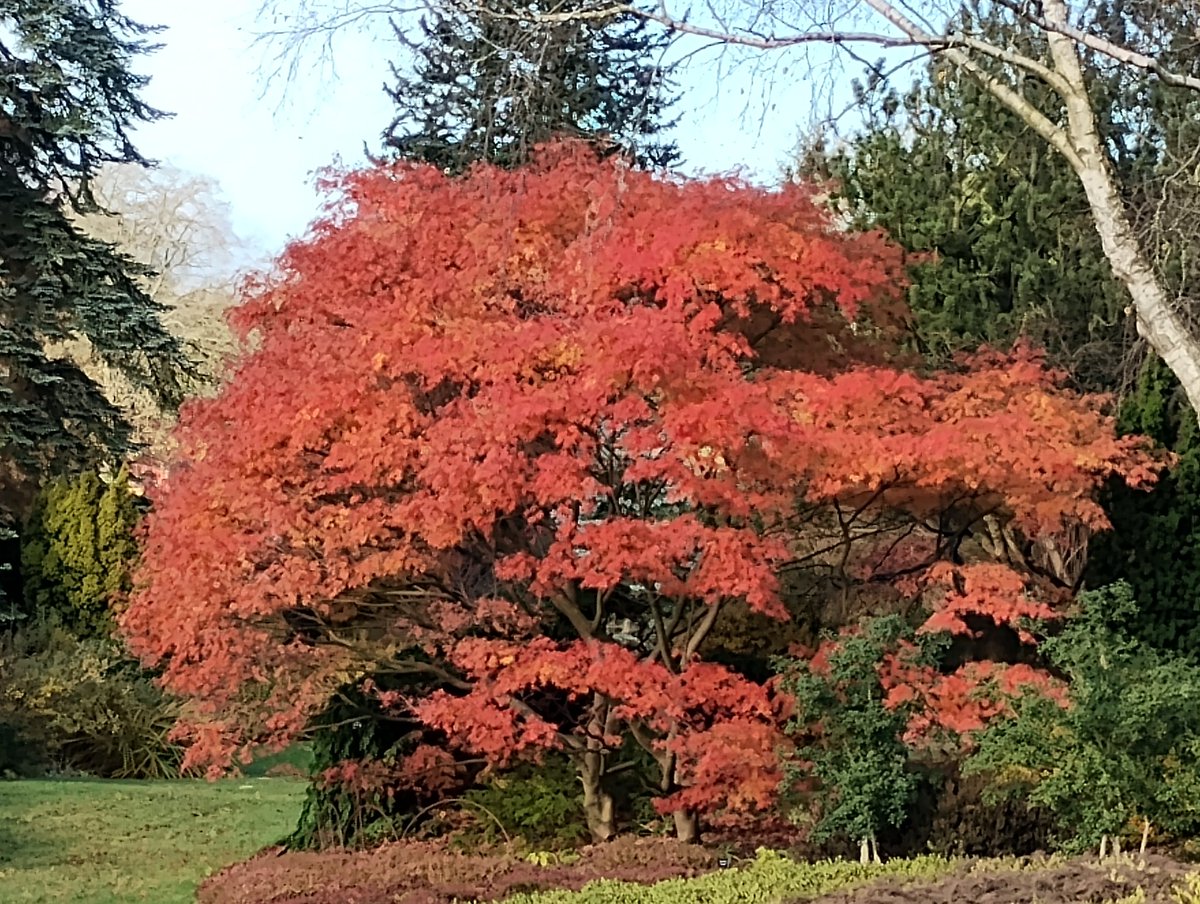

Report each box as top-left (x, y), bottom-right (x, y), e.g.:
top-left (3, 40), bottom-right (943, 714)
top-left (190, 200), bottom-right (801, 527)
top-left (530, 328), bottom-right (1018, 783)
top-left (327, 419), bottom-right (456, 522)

top-left (797, 61), bottom-right (1127, 391)
top-left (796, 0), bottom-right (1200, 394)
top-left (383, 0), bottom-right (679, 173)
top-left (800, 0), bottom-right (1200, 655)
top-left (0, 0), bottom-right (191, 505)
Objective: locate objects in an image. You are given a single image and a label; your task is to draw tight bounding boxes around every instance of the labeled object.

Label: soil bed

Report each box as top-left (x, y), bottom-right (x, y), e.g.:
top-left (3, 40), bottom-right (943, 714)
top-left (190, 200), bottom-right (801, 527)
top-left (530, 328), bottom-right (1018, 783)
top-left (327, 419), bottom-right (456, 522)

top-left (805, 854), bottom-right (1193, 904)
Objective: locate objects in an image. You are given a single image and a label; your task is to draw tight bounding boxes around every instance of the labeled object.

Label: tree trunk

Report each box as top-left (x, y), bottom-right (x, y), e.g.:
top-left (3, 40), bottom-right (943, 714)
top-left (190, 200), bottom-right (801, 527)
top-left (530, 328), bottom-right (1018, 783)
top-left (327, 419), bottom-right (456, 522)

top-left (672, 810), bottom-right (700, 843)
top-left (860, 836), bottom-right (871, 864)
top-left (1042, 0), bottom-right (1200, 418)
top-left (653, 743), bottom-right (701, 842)
top-left (579, 748), bottom-right (616, 842)
top-left (578, 698), bottom-right (616, 843)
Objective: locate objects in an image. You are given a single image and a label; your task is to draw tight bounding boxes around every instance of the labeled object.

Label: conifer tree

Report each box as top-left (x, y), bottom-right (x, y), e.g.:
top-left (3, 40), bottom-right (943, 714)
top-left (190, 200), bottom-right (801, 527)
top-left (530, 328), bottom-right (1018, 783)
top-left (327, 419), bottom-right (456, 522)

top-left (796, 0), bottom-right (1200, 394)
top-left (798, 1), bottom-right (1200, 655)
top-left (0, 0), bottom-right (191, 505)
top-left (382, 0), bottom-right (679, 172)
top-left (21, 467), bottom-right (141, 638)
top-left (798, 61), bottom-right (1127, 391)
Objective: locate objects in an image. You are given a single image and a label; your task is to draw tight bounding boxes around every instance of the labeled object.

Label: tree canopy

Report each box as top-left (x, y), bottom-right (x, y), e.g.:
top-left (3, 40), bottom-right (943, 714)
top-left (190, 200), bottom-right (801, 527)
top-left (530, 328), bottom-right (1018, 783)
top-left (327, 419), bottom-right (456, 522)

top-left (383, 0), bottom-right (679, 171)
top-left (0, 0), bottom-right (191, 505)
top-left (123, 145), bottom-right (1158, 842)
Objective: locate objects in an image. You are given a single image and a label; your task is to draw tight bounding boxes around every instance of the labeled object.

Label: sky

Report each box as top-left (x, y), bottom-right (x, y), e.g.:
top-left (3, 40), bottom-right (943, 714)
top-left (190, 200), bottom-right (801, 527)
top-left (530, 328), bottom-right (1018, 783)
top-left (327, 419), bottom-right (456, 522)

top-left (117, 0), bottom-right (848, 267)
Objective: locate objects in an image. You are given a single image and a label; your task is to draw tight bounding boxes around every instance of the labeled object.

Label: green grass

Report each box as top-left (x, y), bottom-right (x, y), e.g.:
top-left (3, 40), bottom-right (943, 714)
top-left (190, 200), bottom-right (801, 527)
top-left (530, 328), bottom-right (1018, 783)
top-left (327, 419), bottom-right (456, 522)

top-left (0, 776), bottom-right (306, 903)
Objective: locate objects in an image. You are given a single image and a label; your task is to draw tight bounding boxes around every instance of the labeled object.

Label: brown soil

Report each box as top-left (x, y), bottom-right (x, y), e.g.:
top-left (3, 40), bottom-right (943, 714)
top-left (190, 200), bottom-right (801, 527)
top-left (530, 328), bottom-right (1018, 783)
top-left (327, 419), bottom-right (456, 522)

top-left (805, 855), bottom-right (1194, 904)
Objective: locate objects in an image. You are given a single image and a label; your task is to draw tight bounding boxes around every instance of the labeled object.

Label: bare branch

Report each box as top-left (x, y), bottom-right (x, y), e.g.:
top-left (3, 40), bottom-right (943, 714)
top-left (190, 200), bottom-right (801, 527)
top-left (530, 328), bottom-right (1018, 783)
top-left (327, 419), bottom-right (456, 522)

top-left (993, 0), bottom-right (1200, 91)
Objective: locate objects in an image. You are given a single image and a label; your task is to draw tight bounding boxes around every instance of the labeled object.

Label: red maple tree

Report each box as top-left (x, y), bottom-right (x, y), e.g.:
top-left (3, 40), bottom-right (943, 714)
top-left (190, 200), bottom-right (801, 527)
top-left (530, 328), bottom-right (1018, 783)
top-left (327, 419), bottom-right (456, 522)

top-left (123, 145), bottom-right (1158, 842)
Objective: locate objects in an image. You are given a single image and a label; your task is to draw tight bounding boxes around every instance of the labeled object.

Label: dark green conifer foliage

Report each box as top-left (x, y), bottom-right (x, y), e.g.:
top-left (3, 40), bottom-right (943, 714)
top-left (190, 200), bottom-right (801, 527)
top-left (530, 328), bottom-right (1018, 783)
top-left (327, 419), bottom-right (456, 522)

top-left (798, 1), bottom-right (1199, 390)
top-left (1087, 358), bottom-right (1200, 655)
top-left (799, 0), bottom-right (1200, 654)
top-left (0, 0), bottom-right (190, 500)
top-left (383, 0), bottom-right (679, 173)
top-left (798, 55), bottom-right (1126, 390)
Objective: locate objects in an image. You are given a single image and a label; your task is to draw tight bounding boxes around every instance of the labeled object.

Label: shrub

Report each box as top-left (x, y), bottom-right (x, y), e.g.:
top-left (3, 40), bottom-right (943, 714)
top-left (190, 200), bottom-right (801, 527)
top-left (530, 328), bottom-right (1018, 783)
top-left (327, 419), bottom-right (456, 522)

top-left (965, 583), bottom-right (1200, 854)
top-left (461, 754), bottom-right (590, 849)
top-left (915, 764), bottom-right (1055, 858)
top-left (500, 849), bottom-right (953, 904)
top-left (776, 616), bottom-right (924, 862)
top-left (21, 467), bottom-right (140, 637)
top-left (198, 837), bottom-right (715, 904)
top-left (0, 620), bottom-right (182, 778)
top-left (0, 522), bottom-right (19, 625)
top-left (285, 685), bottom-right (473, 850)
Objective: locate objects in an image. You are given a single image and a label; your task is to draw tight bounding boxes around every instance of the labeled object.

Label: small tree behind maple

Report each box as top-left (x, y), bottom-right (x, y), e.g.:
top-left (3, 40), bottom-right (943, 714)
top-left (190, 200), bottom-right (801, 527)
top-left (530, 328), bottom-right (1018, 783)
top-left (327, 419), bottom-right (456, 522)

top-left (123, 145), bottom-right (1158, 843)
top-left (779, 616), bottom-right (923, 863)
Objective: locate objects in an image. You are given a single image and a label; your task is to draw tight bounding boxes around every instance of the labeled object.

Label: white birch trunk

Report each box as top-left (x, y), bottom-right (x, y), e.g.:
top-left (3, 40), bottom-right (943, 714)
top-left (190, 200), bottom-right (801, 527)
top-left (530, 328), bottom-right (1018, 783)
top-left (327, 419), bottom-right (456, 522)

top-left (1042, 0), bottom-right (1200, 416)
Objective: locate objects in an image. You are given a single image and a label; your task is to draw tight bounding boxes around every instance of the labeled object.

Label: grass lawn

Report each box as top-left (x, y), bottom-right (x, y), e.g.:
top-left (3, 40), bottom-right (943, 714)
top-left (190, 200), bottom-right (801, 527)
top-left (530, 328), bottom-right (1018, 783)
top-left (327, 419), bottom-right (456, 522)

top-left (0, 775), bottom-right (306, 903)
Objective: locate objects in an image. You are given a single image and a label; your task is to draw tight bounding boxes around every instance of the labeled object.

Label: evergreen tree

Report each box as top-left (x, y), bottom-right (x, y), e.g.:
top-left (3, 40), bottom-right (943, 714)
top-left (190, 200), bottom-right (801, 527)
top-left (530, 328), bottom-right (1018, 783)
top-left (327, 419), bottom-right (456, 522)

top-left (1088, 358), bottom-right (1200, 656)
top-left (795, 0), bottom-right (1200, 653)
top-left (383, 0), bottom-right (679, 173)
top-left (804, 1), bottom-right (1200, 657)
top-left (21, 466), bottom-right (141, 638)
top-left (798, 1), bottom-right (1200, 395)
top-left (0, 0), bottom-right (191, 505)
top-left (798, 58), bottom-right (1127, 390)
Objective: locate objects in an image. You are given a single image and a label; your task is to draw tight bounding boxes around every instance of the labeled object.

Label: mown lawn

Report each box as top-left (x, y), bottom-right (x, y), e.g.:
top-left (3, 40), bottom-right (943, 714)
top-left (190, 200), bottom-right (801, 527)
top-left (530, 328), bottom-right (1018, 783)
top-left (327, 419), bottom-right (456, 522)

top-left (0, 775), bottom-right (306, 903)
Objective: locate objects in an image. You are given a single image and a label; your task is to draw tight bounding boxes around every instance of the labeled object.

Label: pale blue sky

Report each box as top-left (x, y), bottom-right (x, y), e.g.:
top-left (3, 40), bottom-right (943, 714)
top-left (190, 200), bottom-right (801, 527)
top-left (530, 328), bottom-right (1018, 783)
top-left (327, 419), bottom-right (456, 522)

top-left (118, 1), bottom-right (845, 265)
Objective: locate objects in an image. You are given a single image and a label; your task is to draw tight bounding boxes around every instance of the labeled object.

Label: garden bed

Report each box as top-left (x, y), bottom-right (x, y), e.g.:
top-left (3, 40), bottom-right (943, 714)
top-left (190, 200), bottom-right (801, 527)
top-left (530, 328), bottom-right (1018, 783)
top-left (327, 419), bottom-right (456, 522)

top-left (200, 841), bottom-right (1200, 904)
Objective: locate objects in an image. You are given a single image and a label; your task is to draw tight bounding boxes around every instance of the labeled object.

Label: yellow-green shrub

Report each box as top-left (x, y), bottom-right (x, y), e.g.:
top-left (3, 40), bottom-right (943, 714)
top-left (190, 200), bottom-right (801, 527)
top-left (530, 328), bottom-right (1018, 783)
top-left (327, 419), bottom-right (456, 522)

top-left (0, 620), bottom-right (182, 778)
top-left (499, 849), bottom-right (953, 903)
top-left (21, 467), bottom-right (140, 637)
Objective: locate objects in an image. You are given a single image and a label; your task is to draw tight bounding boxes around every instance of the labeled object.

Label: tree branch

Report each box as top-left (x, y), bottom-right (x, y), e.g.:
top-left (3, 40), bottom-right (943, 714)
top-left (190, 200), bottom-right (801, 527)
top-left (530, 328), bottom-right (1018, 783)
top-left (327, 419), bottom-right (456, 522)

top-left (992, 0), bottom-right (1200, 92)
top-left (858, 0), bottom-right (1085, 171)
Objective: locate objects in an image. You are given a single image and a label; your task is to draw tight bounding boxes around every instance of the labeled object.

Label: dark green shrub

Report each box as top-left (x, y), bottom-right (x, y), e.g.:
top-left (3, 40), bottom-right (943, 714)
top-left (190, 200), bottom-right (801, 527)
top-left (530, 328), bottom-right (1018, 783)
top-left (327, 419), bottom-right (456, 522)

top-left (462, 754), bottom-right (589, 849)
top-left (20, 467), bottom-right (140, 637)
top-left (0, 522), bottom-right (19, 626)
top-left (776, 615), bottom-right (924, 863)
top-left (966, 583), bottom-right (1200, 853)
top-left (0, 620), bottom-right (182, 778)
top-left (285, 681), bottom-right (471, 850)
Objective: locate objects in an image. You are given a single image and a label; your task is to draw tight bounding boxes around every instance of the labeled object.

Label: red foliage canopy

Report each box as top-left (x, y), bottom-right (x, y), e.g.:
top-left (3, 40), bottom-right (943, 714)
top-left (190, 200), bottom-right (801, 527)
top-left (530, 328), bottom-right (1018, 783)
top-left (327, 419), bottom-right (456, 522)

top-left (123, 146), bottom-right (1156, 828)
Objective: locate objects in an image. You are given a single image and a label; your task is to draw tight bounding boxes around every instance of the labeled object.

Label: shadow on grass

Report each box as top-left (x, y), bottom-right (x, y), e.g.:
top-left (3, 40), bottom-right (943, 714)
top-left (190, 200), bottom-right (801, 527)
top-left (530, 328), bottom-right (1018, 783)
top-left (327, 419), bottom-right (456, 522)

top-left (242, 743), bottom-right (313, 779)
top-left (0, 804), bottom-right (62, 869)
